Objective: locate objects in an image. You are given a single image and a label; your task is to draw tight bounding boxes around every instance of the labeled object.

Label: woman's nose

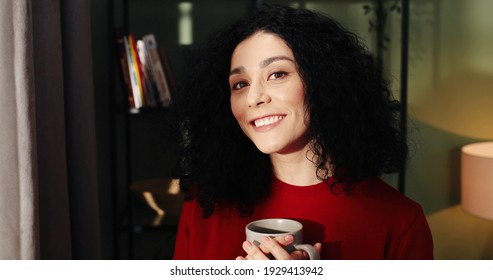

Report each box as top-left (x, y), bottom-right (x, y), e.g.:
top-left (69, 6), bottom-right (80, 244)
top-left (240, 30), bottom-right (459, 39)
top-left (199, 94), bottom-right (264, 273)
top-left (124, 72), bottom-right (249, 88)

top-left (247, 82), bottom-right (271, 108)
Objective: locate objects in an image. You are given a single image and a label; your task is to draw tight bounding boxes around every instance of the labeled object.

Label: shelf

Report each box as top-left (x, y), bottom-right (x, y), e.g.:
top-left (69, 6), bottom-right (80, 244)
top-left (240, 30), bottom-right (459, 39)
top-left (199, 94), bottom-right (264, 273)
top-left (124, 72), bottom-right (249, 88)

top-left (128, 106), bottom-right (171, 115)
top-left (110, 0), bottom-right (183, 260)
top-left (114, 101), bottom-right (171, 115)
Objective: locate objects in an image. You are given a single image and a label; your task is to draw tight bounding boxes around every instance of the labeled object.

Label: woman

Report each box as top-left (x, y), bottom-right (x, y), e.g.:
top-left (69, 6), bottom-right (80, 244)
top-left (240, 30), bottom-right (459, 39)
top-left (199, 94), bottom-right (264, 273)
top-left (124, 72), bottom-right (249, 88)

top-left (171, 5), bottom-right (433, 260)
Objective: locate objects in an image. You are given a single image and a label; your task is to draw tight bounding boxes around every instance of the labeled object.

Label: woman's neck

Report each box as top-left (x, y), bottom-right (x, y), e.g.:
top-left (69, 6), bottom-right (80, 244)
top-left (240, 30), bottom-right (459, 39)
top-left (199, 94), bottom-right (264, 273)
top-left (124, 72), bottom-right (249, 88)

top-left (269, 145), bottom-right (322, 186)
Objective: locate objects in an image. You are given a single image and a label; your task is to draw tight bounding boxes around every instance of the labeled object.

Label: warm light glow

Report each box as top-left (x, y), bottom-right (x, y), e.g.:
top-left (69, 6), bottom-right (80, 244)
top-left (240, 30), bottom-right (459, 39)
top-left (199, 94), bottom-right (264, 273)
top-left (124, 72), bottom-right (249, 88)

top-left (411, 71), bottom-right (493, 140)
top-left (461, 141), bottom-right (493, 220)
top-left (408, 1), bottom-right (493, 140)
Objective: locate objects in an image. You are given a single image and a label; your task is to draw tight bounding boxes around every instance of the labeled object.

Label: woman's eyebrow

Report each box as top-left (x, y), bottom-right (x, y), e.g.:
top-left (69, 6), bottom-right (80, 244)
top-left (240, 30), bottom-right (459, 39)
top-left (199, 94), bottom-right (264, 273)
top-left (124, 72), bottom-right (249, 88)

top-left (229, 66), bottom-right (244, 77)
top-left (259, 55), bottom-right (294, 68)
top-left (229, 56), bottom-right (294, 77)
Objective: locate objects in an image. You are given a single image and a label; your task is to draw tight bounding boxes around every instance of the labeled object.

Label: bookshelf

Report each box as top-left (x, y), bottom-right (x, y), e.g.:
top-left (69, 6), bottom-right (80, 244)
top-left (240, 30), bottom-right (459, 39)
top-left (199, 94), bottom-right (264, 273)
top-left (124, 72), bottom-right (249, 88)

top-left (109, 0), bottom-right (260, 260)
top-left (109, 0), bottom-right (183, 260)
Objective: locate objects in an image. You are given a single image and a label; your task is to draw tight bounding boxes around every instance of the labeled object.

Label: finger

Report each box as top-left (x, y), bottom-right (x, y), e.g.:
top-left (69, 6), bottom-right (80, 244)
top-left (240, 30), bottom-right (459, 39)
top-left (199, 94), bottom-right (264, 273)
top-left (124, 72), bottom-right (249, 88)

top-left (289, 250), bottom-right (308, 260)
top-left (314, 243), bottom-right (322, 254)
top-left (252, 235), bottom-right (295, 256)
top-left (290, 242), bottom-right (322, 260)
top-left (273, 234), bottom-right (295, 246)
top-left (235, 256), bottom-right (245, 260)
top-left (254, 234), bottom-right (295, 256)
top-left (242, 241), bottom-right (269, 260)
top-left (261, 236), bottom-right (292, 260)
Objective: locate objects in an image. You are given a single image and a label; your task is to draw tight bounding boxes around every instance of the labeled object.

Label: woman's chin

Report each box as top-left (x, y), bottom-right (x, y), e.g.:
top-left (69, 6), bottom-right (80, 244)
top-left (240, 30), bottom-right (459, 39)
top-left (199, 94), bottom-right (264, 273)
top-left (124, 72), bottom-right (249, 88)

top-left (254, 143), bottom-right (280, 155)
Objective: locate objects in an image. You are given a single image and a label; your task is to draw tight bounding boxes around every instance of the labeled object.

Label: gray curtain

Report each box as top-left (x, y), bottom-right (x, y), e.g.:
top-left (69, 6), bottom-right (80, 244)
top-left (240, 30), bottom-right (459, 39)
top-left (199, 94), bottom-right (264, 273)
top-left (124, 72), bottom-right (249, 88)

top-left (0, 0), bottom-right (38, 260)
top-left (0, 0), bottom-right (101, 259)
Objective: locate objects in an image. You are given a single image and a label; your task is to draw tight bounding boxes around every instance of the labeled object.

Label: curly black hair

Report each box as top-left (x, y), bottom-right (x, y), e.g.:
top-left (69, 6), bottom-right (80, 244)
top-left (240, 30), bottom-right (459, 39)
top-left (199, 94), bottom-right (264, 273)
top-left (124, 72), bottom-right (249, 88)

top-left (170, 5), bottom-right (407, 218)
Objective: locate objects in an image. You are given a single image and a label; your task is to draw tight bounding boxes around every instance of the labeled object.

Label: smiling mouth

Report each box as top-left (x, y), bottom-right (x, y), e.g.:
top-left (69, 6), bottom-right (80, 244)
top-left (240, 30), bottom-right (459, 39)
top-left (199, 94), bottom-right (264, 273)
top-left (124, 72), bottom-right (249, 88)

top-left (253, 115), bottom-right (285, 128)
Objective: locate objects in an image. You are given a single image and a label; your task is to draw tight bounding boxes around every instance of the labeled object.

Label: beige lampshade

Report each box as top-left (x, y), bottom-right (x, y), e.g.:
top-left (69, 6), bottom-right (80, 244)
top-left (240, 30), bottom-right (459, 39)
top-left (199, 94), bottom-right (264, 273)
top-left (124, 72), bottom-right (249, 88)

top-left (461, 142), bottom-right (493, 220)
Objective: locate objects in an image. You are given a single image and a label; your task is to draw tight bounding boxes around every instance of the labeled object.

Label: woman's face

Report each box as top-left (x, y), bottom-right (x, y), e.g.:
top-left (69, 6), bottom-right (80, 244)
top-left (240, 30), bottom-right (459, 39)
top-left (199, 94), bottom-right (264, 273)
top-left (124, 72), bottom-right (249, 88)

top-left (229, 32), bottom-right (309, 155)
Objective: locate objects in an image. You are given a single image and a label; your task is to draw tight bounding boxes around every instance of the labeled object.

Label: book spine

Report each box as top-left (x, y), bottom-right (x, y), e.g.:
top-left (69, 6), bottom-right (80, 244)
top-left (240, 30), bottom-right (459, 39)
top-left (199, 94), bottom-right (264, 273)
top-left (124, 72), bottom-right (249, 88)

top-left (128, 34), bottom-right (146, 107)
top-left (115, 28), bottom-right (135, 108)
top-left (137, 40), bottom-right (157, 107)
top-left (142, 34), bottom-right (172, 106)
top-left (123, 35), bottom-right (143, 108)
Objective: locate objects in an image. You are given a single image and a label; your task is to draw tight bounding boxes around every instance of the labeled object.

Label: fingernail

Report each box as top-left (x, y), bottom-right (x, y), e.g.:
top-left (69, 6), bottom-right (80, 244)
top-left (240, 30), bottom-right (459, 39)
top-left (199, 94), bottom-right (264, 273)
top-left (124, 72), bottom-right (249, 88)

top-left (262, 236), bottom-right (270, 243)
top-left (284, 235), bottom-right (294, 242)
top-left (243, 241), bottom-right (252, 250)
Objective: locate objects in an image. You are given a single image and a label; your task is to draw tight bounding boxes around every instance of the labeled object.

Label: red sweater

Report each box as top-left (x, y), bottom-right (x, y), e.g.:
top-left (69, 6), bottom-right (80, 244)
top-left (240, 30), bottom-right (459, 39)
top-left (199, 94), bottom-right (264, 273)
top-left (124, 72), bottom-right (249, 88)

top-left (173, 177), bottom-right (433, 260)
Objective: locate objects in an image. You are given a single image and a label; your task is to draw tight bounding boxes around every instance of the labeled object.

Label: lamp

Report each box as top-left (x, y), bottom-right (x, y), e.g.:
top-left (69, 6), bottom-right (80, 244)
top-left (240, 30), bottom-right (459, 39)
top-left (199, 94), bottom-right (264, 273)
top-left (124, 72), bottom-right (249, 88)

top-left (461, 141), bottom-right (493, 220)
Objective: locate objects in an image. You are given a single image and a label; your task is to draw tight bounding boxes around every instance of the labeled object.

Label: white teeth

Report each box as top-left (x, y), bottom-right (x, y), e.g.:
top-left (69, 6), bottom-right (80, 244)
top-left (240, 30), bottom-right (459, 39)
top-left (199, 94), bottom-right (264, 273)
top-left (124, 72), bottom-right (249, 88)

top-left (254, 116), bottom-right (284, 127)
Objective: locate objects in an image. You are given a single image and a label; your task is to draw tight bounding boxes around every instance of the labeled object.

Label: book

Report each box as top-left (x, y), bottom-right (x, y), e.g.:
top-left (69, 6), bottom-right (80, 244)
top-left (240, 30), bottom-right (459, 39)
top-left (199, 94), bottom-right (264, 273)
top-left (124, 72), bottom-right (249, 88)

top-left (115, 30), bottom-right (175, 109)
top-left (128, 34), bottom-right (146, 107)
top-left (143, 34), bottom-right (172, 106)
top-left (114, 28), bottom-right (135, 108)
top-left (137, 40), bottom-right (158, 107)
top-left (124, 35), bottom-right (143, 108)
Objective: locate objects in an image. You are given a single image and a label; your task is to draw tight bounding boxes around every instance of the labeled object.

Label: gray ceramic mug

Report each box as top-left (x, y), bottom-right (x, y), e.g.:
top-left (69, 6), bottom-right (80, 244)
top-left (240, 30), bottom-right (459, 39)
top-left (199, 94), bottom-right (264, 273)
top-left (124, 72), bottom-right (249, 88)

top-left (245, 218), bottom-right (320, 260)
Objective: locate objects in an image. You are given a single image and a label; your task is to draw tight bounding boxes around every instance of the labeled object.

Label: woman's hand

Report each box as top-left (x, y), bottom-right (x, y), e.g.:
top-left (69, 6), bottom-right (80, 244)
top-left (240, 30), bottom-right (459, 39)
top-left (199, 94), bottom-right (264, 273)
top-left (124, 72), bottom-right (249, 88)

top-left (235, 235), bottom-right (322, 260)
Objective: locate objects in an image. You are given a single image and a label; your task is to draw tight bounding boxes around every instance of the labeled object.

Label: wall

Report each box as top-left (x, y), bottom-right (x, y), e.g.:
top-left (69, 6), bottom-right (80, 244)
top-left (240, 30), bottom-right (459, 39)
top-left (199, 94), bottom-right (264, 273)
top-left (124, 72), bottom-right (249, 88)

top-left (404, 0), bottom-right (493, 214)
top-left (404, 0), bottom-right (493, 259)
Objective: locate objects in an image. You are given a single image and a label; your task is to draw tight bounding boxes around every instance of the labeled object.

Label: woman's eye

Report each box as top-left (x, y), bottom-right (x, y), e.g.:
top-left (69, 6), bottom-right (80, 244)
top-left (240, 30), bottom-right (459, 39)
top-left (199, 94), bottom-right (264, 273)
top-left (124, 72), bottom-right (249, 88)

top-left (232, 81), bottom-right (249, 90)
top-left (268, 71), bottom-right (287, 80)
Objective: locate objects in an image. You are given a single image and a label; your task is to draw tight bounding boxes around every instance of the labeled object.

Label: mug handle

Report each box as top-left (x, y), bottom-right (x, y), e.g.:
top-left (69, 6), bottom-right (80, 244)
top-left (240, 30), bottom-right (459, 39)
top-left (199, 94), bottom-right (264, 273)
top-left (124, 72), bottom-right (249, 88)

top-left (293, 244), bottom-right (320, 260)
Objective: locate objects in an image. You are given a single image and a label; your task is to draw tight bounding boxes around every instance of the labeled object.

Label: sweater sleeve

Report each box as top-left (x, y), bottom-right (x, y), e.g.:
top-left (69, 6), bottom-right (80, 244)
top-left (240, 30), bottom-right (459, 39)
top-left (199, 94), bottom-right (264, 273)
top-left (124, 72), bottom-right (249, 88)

top-left (393, 206), bottom-right (434, 260)
top-left (172, 200), bottom-right (193, 260)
